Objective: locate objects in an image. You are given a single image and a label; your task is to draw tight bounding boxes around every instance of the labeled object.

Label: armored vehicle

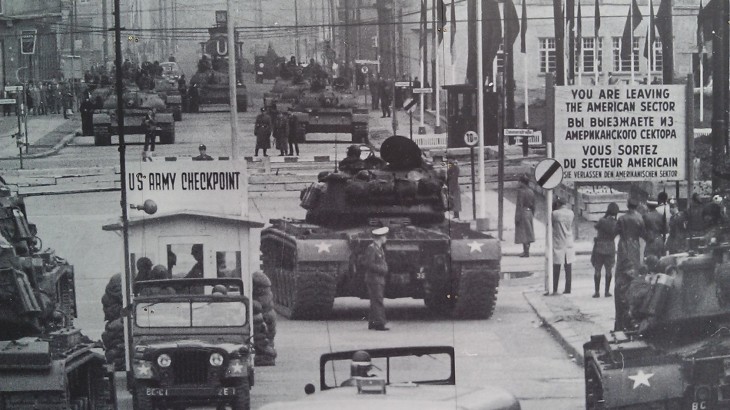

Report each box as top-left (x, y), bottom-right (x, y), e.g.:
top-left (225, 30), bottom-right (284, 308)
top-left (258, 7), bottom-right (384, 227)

top-left (130, 278), bottom-right (253, 410)
top-left (0, 181), bottom-right (117, 409)
top-left (260, 346), bottom-right (521, 410)
top-left (188, 19), bottom-right (248, 113)
top-left (584, 231), bottom-right (730, 409)
top-left (92, 84), bottom-right (175, 146)
top-left (260, 136), bottom-right (500, 320)
top-left (153, 78), bottom-right (183, 121)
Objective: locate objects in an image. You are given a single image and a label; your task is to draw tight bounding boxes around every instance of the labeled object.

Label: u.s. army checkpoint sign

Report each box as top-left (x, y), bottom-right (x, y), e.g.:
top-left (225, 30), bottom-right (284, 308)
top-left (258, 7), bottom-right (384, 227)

top-left (554, 85), bottom-right (687, 182)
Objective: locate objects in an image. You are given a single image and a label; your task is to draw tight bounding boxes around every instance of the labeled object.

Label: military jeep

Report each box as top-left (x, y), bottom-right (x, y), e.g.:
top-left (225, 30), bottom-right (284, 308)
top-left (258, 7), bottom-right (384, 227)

top-left (130, 278), bottom-right (253, 410)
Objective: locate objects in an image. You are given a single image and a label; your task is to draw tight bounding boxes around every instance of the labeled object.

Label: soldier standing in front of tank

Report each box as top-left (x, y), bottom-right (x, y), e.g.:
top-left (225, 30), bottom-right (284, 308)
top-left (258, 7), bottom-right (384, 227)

top-left (614, 197), bottom-right (646, 331)
top-left (272, 109), bottom-right (290, 156)
top-left (591, 202), bottom-right (618, 298)
top-left (254, 107), bottom-right (272, 157)
top-left (361, 227), bottom-right (390, 331)
top-left (287, 110), bottom-right (300, 156)
top-left (515, 175), bottom-right (535, 257)
top-left (142, 108), bottom-right (157, 161)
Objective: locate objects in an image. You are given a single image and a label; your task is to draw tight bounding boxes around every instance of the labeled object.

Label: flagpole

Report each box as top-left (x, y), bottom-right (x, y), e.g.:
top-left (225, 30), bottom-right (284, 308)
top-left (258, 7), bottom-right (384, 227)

top-left (700, 54), bottom-right (704, 119)
top-left (419, 0), bottom-right (426, 135)
top-left (476, 0), bottom-right (486, 222)
top-left (435, 38), bottom-right (443, 133)
top-left (594, 43), bottom-right (598, 85)
top-left (647, 0), bottom-right (652, 84)
top-left (524, 53), bottom-right (529, 123)
top-left (630, 0), bottom-right (634, 84)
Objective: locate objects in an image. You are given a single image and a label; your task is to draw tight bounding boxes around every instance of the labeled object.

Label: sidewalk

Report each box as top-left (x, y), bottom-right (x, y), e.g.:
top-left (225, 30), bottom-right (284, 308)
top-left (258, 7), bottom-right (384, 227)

top-left (0, 114), bottom-right (79, 160)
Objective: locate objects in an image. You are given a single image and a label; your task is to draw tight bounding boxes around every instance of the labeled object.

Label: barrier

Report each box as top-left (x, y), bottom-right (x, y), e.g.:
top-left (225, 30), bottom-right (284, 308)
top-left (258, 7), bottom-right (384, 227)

top-left (413, 134), bottom-right (447, 149)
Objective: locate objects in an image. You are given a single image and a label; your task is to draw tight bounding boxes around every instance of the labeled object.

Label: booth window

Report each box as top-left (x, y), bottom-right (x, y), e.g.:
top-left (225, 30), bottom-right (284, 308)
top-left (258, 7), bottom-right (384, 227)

top-left (216, 251), bottom-right (242, 279)
top-left (167, 243), bottom-right (204, 279)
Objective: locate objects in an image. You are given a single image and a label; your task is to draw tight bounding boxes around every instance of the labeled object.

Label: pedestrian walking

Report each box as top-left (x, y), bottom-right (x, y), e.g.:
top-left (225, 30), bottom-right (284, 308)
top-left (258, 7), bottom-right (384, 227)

top-left (272, 110), bottom-right (289, 156)
top-left (379, 79), bottom-right (391, 118)
top-left (142, 108), bottom-right (157, 160)
top-left (515, 175), bottom-right (535, 257)
top-left (254, 107), bottom-right (272, 157)
top-left (643, 200), bottom-right (666, 258)
top-left (446, 158), bottom-right (461, 219)
top-left (369, 74), bottom-right (380, 110)
top-left (552, 197), bottom-right (575, 295)
top-left (614, 197), bottom-right (646, 331)
top-left (665, 199), bottom-right (688, 254)
top-left (360, 226), bottom-right (390, 331)
top-left (591, 202), bottom-right (618, 298)
top-left (287, 110), bottom-right (300, 156)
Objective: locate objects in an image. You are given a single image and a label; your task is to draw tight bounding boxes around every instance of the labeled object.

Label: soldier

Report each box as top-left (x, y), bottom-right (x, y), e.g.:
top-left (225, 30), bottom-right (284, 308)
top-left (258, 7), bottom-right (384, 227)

top-left (552, 197), bottom-right (575, 294)
top-left (591, 202), bottom-right (618, 298)
top-left (369, 74), bottom-right (380, 111)
top-left (272, 109), bottom-right (290, 156)
top-left (80, 95), bottom-right (95, 136)
top-left (614, 197), bottom-right (646, 331)
top-left (446, 158), bottom-right (461, 220)
top-left (515, 175), bottom-right (535, 257)
top-left (379, 79), bottom-right (391, 118)
top-left (341, 350), bottom-right (376, 386)
top-left (287, 110), bottom-right (300, 156)
top-left (142, 108), bottom-right (157, 161)
top-left (643, 200), bottom-right (666, 258)
top-left (192, 144), bottom-right (213, 161)
top-left (338, 145), bottom-right (365, 175)
top-left (254, 107), bottom-right (272, 157)
top-left (360, 227), bottom-right (390, 331)
top-left (666, 199), bottom-right (689, 254)
top-left (135, 257), bottom-right (154, 282)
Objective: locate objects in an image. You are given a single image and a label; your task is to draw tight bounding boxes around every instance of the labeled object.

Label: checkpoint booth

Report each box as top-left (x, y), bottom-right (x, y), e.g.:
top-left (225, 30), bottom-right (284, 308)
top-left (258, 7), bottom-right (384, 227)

top-left (443, 84), bottom-right (499, 148)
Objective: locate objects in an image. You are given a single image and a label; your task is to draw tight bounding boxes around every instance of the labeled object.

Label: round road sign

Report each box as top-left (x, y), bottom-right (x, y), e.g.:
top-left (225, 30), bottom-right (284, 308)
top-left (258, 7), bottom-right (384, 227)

top-left (534, 159), bottom-right (563, 190)
top-left (361, 66), bottom-right (369, 74)
top-left (464, 131), bottom-right (478, 147)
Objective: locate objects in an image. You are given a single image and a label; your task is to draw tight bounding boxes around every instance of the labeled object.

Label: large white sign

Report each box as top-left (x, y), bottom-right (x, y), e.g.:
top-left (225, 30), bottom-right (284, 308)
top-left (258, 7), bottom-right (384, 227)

top-left (554, 85), bottom-right (687, 182)
top-left (125, 159), bottom-right (248, 217)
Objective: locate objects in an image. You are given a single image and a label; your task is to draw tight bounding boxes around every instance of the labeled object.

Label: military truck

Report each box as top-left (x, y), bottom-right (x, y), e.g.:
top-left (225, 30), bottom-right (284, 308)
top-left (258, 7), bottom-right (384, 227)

top-left (0, 181), bottom-right (117, 409)
top-left (584, 225), bottom-right (730, 409)
top-left (188, 18), bottom-right (248, 113)
top-left (260, 136), bottom-right (501, 320)
top-left (92, 84), bottom-right (175, 146)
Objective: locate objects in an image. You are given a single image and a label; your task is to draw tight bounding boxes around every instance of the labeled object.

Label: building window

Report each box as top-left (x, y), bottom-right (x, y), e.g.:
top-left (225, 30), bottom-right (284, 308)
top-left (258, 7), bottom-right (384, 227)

top-left (612, 37), bottom-right (640, 72)
top-left (579, 37), bottom-right (602, 73)
top-left (648, 39), bottom-right (663, 72)
top-left (539, 37), bottom-right (556, 74)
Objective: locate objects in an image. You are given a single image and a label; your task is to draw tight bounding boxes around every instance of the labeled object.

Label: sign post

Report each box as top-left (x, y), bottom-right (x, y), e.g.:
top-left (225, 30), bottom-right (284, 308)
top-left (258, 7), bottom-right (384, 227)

top-left (464, 130), bottom-right (479, 220)
top-left (403, 98), bottom-right (418, 140)
top-left (534, 152), bottom-right (563, 295)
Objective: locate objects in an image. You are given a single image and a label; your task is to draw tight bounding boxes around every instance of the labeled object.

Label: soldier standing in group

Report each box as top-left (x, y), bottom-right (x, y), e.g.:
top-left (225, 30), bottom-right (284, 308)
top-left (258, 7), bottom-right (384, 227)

top-left (254, 107), bottom-right (272, 157)
top-left (643, 200), bottom-right (666, 258)
top-left (515, 175), bottom-right (535, 257)
top-left (379, 79), bottom-right (391, 118)
top-left (666, 199), bottom-right (689, 254)
top-left (272, 109), bottom-right (290, 156)
top-left (369, 74), bottom-right (380, 111)
top-left (360, 227), bottom-right (390, 331)
top-left (614, 198), bottom-right (646, 331)
top-left (287, 110), bottom-right (300, 156)
top-left (591, 202), bottom-right (619, 298)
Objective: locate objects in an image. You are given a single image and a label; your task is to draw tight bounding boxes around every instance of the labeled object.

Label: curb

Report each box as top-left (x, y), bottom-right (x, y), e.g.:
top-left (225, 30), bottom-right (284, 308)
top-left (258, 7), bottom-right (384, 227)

top-left (523, 290), bottom-right (586, 366)
top-left (0, 129), bottom-right (78, 161)
top-left (501, 248), bottom-right (593, 257)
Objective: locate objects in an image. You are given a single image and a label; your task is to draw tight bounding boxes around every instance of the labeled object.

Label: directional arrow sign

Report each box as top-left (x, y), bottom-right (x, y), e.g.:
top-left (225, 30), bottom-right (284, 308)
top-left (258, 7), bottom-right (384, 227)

top-left (403, 98), bottom-right (418, 113)
top-left (534, 159), bottom-right (563, 190)
top-left (0, 99), bottom-right (16, 105)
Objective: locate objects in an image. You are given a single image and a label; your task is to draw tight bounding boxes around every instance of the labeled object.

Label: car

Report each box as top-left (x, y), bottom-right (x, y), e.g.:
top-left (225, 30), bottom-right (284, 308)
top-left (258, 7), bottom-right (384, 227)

top-left (160, 61), bottom-right (182, 81)
top-left (259, 346), bottom-right (521, 410)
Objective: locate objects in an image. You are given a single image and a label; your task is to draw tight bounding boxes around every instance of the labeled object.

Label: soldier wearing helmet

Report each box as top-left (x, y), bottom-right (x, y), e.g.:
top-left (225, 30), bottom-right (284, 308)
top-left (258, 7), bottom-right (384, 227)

top-left (341, 350), bottom-right (376, 386)
top-left (359, 227), bottom-right (390, 331)
top-left (339, 145), bottom-right (365, 175)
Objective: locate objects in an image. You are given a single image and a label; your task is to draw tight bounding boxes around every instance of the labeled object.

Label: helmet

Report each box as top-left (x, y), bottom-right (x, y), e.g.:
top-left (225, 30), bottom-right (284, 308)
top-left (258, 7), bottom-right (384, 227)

top-left (346, 145), bottom-right (361, 158)
top-left (713, 194), bottom-right (723, 205)
top-left (350, 350), bottom-right (372, 377)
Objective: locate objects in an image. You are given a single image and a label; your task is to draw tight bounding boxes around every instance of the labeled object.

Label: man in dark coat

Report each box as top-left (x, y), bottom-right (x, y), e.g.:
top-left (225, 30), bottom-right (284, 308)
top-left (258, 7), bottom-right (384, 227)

top-left (379, 79), bottom-right (391, 118)
top-left (254, 107), bottom-right (272, 157)
top-left (272, 110), bottom-right (290, 156)
top-left (368, 74), bottom-right (379, 110)
top-left (643, 200), bottom-right (666, 258)
top-left (80, 95), bottom-right (95, 136)
top-left (360, 227), bottom-right (390, 331)
top-left (614, 198), bottom-right (646, 331)
top-left (446, 158), bottom-right (461, 219)
top-left (591, 202), bottom-right (619, 298)
top-left (287, 111), bottom-right (300, 156)
top-left (515, 175), bottom-right (535, 257)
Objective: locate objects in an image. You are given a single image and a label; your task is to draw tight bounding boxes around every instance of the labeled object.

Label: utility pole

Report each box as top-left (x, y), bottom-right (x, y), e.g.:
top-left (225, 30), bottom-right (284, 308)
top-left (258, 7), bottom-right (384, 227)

top-left (295, 0), bottom-right (301, 63)
top-left (711, 0), bottom-right (729, 191)
top-left (70, 0), bottom-right (77, 110)
top-left (226, 2), bottom-right (240, 159)
top-left (102, 0), bottom-right (109, 64)
top-left (431, 0), bottom-right (436, 109)
top-left (344, 0), bottom-right (350, 79)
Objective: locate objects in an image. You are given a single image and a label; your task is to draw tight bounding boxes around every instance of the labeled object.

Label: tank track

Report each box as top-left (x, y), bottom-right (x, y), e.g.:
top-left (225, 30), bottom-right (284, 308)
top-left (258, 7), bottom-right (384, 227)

top-left (452, 261), bottom-right (500, 319)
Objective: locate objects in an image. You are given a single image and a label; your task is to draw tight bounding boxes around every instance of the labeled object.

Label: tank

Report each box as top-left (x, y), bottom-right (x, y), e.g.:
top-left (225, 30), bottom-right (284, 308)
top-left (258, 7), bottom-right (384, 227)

top-left (260, 136), bottom-right (501, 320)
top-left (0, 181), bottom-right (117, 409)
top-left (584, 232), bottom-right (730, 409)
top-left (153, 77), bottom-right (183, 121)
top-left (188, 21), bottom-right (248, 113)
top-left (92, 83), bottom-right (175, 146)
top-left (290, 78), bottom-right (369, 144)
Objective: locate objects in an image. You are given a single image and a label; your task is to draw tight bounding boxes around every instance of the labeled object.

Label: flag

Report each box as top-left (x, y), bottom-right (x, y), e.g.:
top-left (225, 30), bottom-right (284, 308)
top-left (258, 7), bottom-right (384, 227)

top-left (520, 0), bottom-right (528, 53)
top-left (699, 0), bottom-right (722, 39)
top-left (697, 0), bottom-right (704, 53)
top-left (594, 0), bottom-right (600, 38)
top-left (576, 0), bottom-right (582, 57)
top-left (450, 0), bottom-right (457, 60)
top-left (438, 0), bottom-right (447, 44)
top-left (420, 0), bottom-right (427, 51)
top-left (643, 0), bottom-right (655, 60)
top-left (655, 0), bottom-right (673, 83)
top-left (483, 0), bottom-right (502, 73)
top-left (504, 0), bottom-right (520, 47)
top-left (566, 0), bottom-right (574, 27)
top-left (620, 0), bottom-right (643, 60)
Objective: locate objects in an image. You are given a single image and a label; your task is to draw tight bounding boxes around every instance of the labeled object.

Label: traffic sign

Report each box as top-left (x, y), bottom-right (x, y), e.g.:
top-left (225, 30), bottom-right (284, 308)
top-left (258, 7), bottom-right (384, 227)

top-left (355, 59), bottom-right (379, 65)
top-left (403, 98), bottom-right (418, 113)
top-left (395, 81), bottom-right (412, 87)
top-left (361, 66), bottom-right (368, 74)
top-left (0, 99), bottom-right (16, 105)
top-left (463, 131), bottom-right (478, 146)
top-left (504, 128), bottom-right (533, 137)
top-left (20, 29), bottom-right (37, 55)
top-left (5, 86), bottom-right (22, 92)
top-left (534, 159), bottom-right (563, 190)
top-left (412, 87), bottom-right (433, 94)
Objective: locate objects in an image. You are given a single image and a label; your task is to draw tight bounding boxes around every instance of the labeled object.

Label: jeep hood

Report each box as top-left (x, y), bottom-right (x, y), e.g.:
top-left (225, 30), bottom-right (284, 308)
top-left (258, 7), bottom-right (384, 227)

top-left (259, 385), bottom-right (520, 410)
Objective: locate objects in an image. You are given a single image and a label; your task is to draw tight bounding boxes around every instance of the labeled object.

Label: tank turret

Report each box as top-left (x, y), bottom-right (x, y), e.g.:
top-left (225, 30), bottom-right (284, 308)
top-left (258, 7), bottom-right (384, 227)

top-left (300, 136), bottom-right (447, 226)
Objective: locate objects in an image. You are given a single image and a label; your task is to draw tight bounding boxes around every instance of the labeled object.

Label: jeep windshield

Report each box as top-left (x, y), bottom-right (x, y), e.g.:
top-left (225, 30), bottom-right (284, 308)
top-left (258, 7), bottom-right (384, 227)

top-left (135, 301), bottom-right (247, 328)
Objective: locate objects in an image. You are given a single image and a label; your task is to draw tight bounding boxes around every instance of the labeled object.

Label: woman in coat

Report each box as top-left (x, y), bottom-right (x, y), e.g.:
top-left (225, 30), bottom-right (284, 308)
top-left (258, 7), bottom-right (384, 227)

top-left (591, 202), bottom-right (619, 298)
top-left (515, 175), bottom-right (535, 257)
top-left (552, 197), bottom-right (575, 294)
